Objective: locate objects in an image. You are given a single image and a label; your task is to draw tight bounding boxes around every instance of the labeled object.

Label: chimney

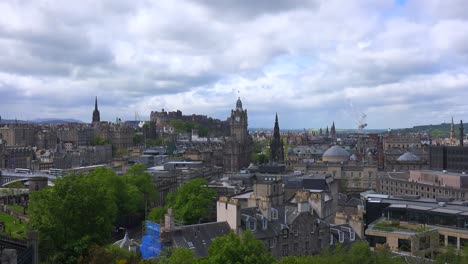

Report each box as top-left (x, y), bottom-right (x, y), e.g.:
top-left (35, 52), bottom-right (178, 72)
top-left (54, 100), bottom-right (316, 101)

top-left (296, 191), bottom-right (311, 213)
top-left (217, 197), bottom-right (241, 234)
top-left (164, 208), bottom-right (175, 232)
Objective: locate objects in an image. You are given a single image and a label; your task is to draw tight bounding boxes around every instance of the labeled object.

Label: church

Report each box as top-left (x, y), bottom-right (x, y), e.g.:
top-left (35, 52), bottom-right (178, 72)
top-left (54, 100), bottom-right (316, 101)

top-left (223, 98), bottom-right (253, 172)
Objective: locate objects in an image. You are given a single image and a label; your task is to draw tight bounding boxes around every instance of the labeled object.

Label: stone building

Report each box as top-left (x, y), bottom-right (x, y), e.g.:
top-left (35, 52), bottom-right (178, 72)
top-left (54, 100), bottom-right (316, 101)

top-left (223, 98), bottom-right (253, 172)
top-left (0, 124), bottom-right (36, 147)
top-left (385, 151), bottom-right (428, 171)
top-left (217, 181), bottom-right (357, 258)
top-left (377, 170), bottom-right (468, 200)
top-left (292, 146), bottom-right (378, 193)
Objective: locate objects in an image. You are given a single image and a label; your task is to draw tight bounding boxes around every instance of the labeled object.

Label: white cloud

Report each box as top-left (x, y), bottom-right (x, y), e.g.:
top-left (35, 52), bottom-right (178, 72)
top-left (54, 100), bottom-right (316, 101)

top-left (0, 0), bottom-right (467, 128)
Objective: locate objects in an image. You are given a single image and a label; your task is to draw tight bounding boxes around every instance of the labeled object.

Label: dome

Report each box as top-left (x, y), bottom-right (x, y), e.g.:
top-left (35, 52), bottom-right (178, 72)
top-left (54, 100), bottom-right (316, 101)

top-left (322, 146), bottom-right (349, 162)
top-left (236, 97), bottom-right (243, 110)
top-left (397, 152), bottom-right (420, 162)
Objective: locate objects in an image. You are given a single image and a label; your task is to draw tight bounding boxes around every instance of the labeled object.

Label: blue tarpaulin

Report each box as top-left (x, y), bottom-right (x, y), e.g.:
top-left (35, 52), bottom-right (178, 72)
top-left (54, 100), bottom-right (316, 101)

top-left (140, 221), bottom-right (162, 259)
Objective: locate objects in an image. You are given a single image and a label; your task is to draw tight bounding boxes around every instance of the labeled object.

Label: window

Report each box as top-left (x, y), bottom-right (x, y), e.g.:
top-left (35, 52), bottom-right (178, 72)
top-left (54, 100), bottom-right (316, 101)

top-left (398, 239), bottom-right (411, 252)
top-left (262, 217), bottom-right (268, 230)
top-left (448, 236), bottom-right (457, 246)
top-left (248, 219), bottom-right (256, 231)
top-left (305, 241), bottom-right (310, 250)
top-left (271, 208), bottom-right (278, 220)
top-left (282, 244), bottom-right (289, 257)
top-left (439, 235), bottom-right (445, 246)
top-left (282, 228), bottom-right (289, 239)
top-left (294, 243), bottom-right (298, 252)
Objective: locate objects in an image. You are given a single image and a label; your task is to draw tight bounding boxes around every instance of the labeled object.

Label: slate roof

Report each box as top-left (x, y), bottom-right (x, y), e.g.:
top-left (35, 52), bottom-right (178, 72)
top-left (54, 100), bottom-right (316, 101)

top-left (171, 221), bottom-right (231, 257)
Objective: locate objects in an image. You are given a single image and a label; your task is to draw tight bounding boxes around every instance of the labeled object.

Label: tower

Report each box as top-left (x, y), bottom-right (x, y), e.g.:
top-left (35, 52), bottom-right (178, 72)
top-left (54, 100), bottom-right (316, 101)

top-left (92, 96), bottom-right (100, 124)
top-left (325, 126), bottom-right (329, 138)
top-left (230, 98), bottom-right (248, 143)
top-left (223, 98), bottom-right (252, 172)
top-left (269, 113), bottom-right (284, 163)
top-left (330, 121), bottom-right (337, 142)
top-left (460, 120), bottom-right (464, 147)
top-left (450, 117), bottom-right (455, 145)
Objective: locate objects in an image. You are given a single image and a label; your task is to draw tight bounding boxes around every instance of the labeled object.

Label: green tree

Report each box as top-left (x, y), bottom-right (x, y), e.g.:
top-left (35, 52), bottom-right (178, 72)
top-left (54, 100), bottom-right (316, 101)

top-left (90, 136), bottom-right (110, 146)
top-left (148, 178), bottom-right (216, 225)
top-left (28, 174), bottom-right (117, 263)
top-left (204, 230), bottom-right (275, 264)
top-left (28, 166), bottom-right (157, 263)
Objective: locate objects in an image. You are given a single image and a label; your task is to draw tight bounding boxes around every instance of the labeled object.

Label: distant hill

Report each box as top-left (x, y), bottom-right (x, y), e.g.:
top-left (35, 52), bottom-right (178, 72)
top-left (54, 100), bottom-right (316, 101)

top-left (0, 118), bottom-right (83, 124)
top-left (31, 118), bottom-right (84, 124)
top-left (387, 123), bottom-right (463, 138)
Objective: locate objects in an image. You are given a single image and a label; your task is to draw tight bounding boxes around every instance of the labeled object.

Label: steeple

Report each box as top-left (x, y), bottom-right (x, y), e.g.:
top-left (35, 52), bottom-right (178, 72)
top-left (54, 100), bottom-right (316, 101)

top-left (325, 126), bottom-right (329, 137)
top-left (92, 96), bottom-right (100, 124)
top-left (450, 117), bottom-right (455, 145)
top-left (269, 113), bottom-right (284, 163)
top-left (330, 121), bottom-right (337, 141)
top-left (460, 120), bottom-right (464, 147)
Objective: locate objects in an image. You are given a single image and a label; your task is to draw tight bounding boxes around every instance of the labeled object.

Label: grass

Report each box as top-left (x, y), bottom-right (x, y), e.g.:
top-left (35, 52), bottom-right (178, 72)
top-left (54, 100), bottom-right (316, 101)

top-left (0, 212), bottom-right (27, 239)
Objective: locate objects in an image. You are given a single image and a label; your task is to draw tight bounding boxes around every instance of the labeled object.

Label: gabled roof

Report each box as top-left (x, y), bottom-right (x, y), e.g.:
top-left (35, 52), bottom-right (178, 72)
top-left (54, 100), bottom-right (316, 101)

top-left (171, 222), bottom-right (231, 257)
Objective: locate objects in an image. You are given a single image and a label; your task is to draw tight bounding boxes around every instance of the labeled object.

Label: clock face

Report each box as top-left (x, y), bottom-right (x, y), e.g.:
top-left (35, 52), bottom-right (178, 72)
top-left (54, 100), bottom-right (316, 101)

top-left (235, 116), bottom-right (240, 122)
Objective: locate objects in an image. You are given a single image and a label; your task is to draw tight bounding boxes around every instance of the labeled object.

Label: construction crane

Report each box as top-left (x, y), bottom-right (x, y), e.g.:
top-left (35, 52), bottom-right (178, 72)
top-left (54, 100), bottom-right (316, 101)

top-left (358, 112), bottom-right (367, 133)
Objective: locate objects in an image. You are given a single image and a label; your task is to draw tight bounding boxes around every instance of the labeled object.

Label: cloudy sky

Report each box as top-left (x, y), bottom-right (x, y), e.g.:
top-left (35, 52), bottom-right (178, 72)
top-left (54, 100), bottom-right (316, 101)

top-left (0, 0), bottom-right (467, 129)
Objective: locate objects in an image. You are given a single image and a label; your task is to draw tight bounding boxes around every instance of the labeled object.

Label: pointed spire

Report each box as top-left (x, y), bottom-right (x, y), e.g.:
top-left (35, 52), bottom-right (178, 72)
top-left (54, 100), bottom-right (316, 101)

top-left (95, 96), bottom-right (98, 110)
top-left (460, 120), bottom-right (464, 146)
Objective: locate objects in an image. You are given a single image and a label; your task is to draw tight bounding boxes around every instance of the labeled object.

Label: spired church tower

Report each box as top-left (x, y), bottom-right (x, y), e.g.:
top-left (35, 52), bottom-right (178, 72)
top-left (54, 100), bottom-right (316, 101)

top-left (450, 117), bottom-right (455, 146)
top-left (460, 120), bottom-right (464, 147)
top-left (223, 98), bottom-right (252, 172)
top-left (92, 96), bottom-right (100, 124)
top-left (269, 113), bottom-right (284, 163)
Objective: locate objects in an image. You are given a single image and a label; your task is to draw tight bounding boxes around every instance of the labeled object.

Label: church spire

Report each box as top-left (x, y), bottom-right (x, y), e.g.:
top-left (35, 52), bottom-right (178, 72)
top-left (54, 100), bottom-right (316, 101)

top-left (460, 120), bottom-right (464, 146)
top-left (450, 117), bottom-right (455, 145)
top-left (269, 113), bottom-right (284, 163)
top-left (92, 96), bottom-right (100, 124)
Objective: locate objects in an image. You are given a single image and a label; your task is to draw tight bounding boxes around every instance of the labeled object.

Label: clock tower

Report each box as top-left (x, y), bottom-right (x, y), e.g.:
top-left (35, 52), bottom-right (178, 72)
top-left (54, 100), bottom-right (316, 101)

top-left (223, 97), bottom-right (252, 172)
top-left (230, 97), bottom-right (248, 143)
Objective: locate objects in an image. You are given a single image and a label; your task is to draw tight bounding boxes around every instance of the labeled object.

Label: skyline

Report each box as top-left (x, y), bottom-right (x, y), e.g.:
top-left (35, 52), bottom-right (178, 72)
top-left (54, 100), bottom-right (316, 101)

top-left (1, 0), bottom-right (468, 129)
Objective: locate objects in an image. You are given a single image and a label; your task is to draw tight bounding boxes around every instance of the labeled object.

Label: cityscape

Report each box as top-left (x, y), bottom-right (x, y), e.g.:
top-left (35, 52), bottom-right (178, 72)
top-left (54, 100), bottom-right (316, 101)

top-left (1, 1), bottom-right (468, 264)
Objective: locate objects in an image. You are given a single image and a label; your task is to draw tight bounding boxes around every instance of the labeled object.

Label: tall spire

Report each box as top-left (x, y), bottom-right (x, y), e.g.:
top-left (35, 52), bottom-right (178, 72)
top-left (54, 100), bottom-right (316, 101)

top-left (460, 120), bottom-right (464, 146)
top-left (330, 121), bottom-right (337, 141)
top-left (92, 96), bottom-right (100, 123)
top-left (269, 113), bottom-right (284, 163)
top-left (450, 117), bottom-right (455, 145)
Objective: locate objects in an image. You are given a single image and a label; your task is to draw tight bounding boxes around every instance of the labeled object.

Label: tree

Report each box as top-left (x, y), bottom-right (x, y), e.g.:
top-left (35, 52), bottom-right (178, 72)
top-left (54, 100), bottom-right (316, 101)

top-left (29, 174), bottom-right (117, 263)
top-left (148, 178), bottom-right (216, 225)
top-left (28, 166), bottom-right (157, 263)
top-left (205, 230), bottom-right (275, 264)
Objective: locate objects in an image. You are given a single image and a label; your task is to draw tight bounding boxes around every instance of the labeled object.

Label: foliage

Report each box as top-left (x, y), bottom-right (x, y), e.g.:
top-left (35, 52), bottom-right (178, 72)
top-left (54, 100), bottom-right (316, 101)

top-left (78, 245), bottom-right (142, 264)
top-left (90, 136), bottom-right (110, 146)
top-left (278, 242), bottom-right (403, 264)
top-left (28, 165), bottom-right (157, 263)
top-left (148, 178), bottom-right (216, 225)
top-left (170, 119), bottom-right (209, 137)
top-left (133, 133), bottom-right (144, 145)
top-left (203, 230), bottom-right (275, 264)
top-left (252, 153), bottom-right (269, 164)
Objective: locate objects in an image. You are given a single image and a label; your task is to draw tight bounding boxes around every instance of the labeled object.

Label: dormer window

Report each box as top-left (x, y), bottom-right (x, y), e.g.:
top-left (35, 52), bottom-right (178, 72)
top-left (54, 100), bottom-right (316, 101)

top-left (262, 217), bottom-right (268, 230)
top-left (248, 219), bottom-right (256, 231)
top-left (271, 208), bottom-right (278, 220)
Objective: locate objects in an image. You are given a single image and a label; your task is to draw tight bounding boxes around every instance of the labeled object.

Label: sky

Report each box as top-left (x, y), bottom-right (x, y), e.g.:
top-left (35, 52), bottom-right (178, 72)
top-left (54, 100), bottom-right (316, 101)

top-left (0, 0), bottom-right (468, 129)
